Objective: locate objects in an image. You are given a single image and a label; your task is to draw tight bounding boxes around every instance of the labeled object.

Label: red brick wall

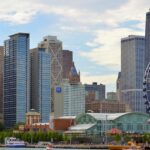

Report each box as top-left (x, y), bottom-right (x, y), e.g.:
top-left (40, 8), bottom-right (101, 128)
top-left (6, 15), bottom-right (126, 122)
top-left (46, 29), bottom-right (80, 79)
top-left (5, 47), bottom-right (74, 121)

top-left (53, 118), bottom-right (75, 131)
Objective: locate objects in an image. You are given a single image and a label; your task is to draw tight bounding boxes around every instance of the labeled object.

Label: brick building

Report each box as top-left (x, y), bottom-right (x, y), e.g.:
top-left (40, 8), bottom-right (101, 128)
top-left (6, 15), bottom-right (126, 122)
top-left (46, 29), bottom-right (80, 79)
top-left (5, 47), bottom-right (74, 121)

top-left (86, 100), bottom-right (127, 113)
top-left (53, 116), bottom-right (75, 131)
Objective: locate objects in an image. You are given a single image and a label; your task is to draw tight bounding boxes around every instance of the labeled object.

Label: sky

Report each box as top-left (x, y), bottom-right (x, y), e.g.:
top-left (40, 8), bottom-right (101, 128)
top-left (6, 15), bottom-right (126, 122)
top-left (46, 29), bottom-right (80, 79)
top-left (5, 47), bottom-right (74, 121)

top-left (0, 0), bottom-right (149, 92)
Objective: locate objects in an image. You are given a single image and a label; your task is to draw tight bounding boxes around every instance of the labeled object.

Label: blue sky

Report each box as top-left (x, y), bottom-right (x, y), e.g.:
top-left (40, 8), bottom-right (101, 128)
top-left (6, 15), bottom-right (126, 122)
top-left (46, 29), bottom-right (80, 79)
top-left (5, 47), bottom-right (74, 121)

top-left (0, 0), bottom-right (149, 92)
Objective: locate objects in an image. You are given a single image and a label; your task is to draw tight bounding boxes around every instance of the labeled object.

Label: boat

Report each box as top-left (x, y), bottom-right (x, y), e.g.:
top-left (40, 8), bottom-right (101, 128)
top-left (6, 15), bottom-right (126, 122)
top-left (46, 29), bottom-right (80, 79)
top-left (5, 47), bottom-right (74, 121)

top-left (5, 137), bottom-right (26, 148)
top-left (46, 143), bottom-right (53, 150)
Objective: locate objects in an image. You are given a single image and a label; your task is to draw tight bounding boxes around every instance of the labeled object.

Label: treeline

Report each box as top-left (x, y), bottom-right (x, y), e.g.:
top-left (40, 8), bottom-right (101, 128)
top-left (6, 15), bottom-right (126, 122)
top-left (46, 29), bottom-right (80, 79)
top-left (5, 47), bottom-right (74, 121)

top-left (0, 131), bottom-right (69, 144)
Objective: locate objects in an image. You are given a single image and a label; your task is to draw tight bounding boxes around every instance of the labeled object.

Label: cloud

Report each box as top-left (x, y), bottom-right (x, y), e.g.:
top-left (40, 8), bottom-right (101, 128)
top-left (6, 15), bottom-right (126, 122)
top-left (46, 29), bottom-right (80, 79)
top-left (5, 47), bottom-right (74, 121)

top-left (81, 72), bottom-right (117, 91)
top-left (79, 28), bottom-right (144, 69)
top-left (0, 0), bottom-right (149, 91)
top-left (0, 0), bottom-right (104, 25)
top-left (0, 0), bottom-right (45, 24)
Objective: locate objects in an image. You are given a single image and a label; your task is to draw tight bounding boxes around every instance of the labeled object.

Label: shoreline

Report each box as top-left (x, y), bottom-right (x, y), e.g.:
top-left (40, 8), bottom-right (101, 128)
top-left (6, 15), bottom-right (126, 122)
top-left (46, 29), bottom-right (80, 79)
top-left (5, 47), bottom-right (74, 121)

top-left (0, 144), bottom-right (109, 149)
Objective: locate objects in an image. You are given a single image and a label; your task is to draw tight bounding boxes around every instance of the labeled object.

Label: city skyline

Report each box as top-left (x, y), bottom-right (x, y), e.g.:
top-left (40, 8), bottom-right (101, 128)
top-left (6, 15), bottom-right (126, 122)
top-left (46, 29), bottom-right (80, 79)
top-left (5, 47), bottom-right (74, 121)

top-left (0, 0), bottom-right (149, 92)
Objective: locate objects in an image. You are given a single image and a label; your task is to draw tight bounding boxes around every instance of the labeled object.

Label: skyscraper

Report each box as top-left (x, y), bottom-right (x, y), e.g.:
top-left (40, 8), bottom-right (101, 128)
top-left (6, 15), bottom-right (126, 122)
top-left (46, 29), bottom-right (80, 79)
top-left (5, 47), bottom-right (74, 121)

top-left (38, 36), bottom-right (62, 87)
top-left (143, 10), bottom-right (150, 113)
top-left (4, 33), bottom-right (30, 128)
top-left (62, 50), bottom-right (73, 79)
top-left (30, 48), bottom-right (51, 122)
top-left (0, 46), bottom-right (4, 123)
top-left (38, 36), bottom-right (62, 112)
top-left (121, 35), bottom-right (145, 112)
top-left (145, 10), bottom-right (150, 69)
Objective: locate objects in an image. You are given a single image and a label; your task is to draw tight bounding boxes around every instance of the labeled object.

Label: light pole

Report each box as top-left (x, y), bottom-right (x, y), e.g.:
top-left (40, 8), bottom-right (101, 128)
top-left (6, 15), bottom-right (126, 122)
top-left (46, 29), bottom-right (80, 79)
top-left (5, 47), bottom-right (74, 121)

top-left (105, 114), bottom-right (108, 144)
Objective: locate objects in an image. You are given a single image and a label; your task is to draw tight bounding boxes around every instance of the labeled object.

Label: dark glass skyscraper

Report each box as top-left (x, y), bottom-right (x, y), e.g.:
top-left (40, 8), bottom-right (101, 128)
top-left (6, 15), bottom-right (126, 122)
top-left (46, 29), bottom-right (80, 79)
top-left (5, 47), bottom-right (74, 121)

top-left (4, 33), bottom-right (30, 128)
top-left (30, 48), bottom-right (51, 122)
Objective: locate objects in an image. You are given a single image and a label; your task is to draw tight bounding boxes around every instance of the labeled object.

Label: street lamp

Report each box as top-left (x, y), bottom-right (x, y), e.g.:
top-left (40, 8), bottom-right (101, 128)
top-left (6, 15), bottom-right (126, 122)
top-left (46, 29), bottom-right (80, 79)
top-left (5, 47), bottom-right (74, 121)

top-left (105, 114), bottom-right (108, 144)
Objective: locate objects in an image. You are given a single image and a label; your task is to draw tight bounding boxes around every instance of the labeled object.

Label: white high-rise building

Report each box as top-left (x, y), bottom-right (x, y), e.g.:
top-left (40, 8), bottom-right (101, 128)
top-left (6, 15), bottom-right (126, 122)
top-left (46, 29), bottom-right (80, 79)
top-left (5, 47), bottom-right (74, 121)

top-left (54, 64), bottom-right (85, 117)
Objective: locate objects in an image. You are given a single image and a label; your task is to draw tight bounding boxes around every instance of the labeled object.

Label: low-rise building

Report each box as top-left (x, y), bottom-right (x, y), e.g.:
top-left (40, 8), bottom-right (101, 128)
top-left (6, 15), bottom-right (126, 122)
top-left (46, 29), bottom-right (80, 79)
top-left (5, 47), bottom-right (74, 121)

top-left (53, 116), bottom-right (75, 131)
top-left (26, 110), bottom-right (40, 125)
top-left (66, 112), bottom-right (150, 135)
top-left (86, 100), bottom-right (127, 113)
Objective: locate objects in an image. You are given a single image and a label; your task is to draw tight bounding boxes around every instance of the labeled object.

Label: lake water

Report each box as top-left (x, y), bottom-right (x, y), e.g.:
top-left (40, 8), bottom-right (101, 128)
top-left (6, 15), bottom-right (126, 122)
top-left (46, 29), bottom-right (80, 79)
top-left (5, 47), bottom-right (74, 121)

top-left (0, 148), bottom-right (108, 150)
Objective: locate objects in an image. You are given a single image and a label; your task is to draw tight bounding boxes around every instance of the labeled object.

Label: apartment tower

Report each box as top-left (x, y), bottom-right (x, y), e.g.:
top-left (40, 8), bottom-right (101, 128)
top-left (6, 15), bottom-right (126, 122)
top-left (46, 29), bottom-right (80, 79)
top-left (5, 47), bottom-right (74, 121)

top-left (4, 33), bottom-right (30, 128)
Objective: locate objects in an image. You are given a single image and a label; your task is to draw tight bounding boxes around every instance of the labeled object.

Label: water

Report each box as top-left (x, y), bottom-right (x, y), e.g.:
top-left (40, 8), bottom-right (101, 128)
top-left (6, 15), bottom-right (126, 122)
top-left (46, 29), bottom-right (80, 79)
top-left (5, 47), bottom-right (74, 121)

top-left (0, 148), bottom-right (108, 150)
top-left (0, 147), bottom-right (46, 150)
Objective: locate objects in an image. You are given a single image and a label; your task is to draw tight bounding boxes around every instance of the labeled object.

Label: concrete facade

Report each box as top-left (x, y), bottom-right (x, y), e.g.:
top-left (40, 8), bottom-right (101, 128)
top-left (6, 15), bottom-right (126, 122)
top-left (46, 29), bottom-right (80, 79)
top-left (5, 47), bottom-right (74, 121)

top-left (121, 35), bottom-right (145, 113)
top-left (54, 80), bottom-right (85, 117)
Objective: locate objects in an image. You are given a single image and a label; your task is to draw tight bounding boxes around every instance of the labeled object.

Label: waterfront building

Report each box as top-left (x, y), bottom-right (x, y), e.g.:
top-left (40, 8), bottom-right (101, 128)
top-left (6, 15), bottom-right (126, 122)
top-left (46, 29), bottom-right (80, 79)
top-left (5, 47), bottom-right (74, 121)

top-left (121, 35), bottom-right (145, 112)
top-left (62, 50), bottom-right (73, 79)
top-left (4, 33), bottom-right (30, 128)
top-left (38, 36), bottom-right (63, 112)
top-left (107, 92), bottom-right (117, 100)
top-left (54, 64), bottom-right (85, 117)
top-left (0, 46), bottom-right (3, 123)
top-left (30, 48), bottom-right (51, 122)
top-left (86, 100), bottom-right (126, 113)
top-left (53, 116), bottom-right (75, 131)
top-left (66, 112), bottom-right (150, 135)
top-left (25, 110), bottom-right (40, 125)
top-left (85, 82), bottom-right (105, 101)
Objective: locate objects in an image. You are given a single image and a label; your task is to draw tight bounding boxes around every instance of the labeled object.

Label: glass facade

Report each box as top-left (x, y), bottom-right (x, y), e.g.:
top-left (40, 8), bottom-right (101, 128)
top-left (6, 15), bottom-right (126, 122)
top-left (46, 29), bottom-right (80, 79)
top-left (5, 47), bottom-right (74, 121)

top-left (4, 33), bottom-right (30, 128)
top-left (74, 112), bottom-right (150, 135)
top-left (39, 49), bottom-right (51, 122)
top-left (63, 83), bottom-right (85, 116)
top-left (121, 35), bottom-right (145, 112)
top-left (30, 48), bottom-right (51, 123)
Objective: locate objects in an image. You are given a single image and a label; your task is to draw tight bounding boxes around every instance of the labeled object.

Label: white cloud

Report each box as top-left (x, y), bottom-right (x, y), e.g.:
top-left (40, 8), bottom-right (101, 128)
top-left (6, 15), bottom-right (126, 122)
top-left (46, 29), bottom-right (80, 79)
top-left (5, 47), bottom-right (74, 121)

top-left (81, 72), bottom-right (117, 90)
top-left (79, 28), bottom-right (144, 69)
top-left (0, 0), bottom-right (149, 91)
top-left (0, 0), bottom-right (44, 24)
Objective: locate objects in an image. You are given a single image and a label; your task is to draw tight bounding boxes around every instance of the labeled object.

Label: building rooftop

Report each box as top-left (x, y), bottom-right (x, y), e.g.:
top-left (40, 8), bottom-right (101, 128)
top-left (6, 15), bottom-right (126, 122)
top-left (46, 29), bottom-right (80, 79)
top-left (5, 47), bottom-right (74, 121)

top-left (26, 111), bottom-right (40, 116)
top-left (32, 123), bottom-right (49, 126)
top-left (121, 35), bottom-right (145, 41)
top-left (9, 33), bottom-right (29, 37)
top-left (55, 116), bottom-right (76, 119)
top-left (69, 123), bottom-right (95, 131)
top-left (87, 113), bottom-right (130, 121)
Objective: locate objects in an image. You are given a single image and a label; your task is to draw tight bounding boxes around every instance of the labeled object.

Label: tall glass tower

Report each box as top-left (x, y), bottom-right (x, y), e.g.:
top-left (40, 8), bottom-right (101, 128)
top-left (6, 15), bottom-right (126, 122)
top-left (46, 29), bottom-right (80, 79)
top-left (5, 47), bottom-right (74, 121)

top-left (121, 35), bottom-right (145, 113)
top-left (145, 10), bottom-right (150, 69)
top-left (4, 33), bottom-right (30, 128)
top-left (30, 48), bottom-right (51, 122)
